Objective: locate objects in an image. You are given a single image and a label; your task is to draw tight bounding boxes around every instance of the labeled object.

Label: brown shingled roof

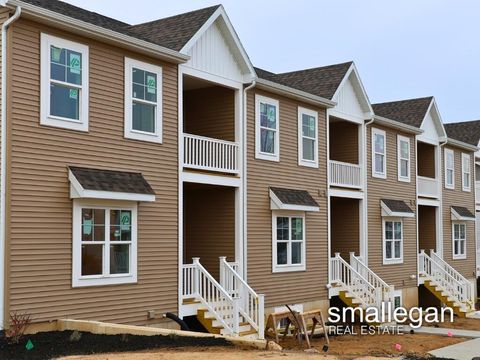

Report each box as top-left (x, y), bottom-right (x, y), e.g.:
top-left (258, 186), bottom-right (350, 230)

top-left (444, 120), bottom-right (480, 146)
top-left (19, 0), bottom-right (220, 52)
top-left (372, 97), bottom-right (433, 128)
top-left (128, 5), bottom-right (221, 51)
top-left (254, 62), bottom-right (353, 100)
top-left (270, 187), bottom-right (319, 208)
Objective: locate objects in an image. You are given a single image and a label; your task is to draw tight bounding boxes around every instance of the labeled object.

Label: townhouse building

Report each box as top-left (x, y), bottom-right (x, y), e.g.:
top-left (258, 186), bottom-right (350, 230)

top-left (0, 0), bottom-right (477, 340)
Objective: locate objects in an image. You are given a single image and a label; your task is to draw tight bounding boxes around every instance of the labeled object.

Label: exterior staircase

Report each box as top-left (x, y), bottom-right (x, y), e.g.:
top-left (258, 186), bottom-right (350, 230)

top-left (181, 257), bottom-right (265, 339)
top-left (418, 250), bottom-right (476, 318)
top-left (330, 252), bottom-right (394, 319)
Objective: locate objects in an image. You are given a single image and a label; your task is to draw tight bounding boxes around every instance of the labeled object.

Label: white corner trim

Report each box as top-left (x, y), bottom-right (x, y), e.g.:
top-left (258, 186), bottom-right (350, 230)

top-left (40, 33), bottom-right (89, 132)
top-left (69, 170), bottom-right (156, 202)
top-left (380, 201), bottom-right (414, 218)
top-left (269, 190), bottom-right (319, 212)
top-left (124, 57), bottom-right (163, 143)
top-left (297, 106), bottom-right (319, 168)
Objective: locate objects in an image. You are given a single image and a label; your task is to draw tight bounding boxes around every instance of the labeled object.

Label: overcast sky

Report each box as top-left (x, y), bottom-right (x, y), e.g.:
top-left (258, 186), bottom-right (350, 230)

top-left (63, 0), bottom-right (480, 123)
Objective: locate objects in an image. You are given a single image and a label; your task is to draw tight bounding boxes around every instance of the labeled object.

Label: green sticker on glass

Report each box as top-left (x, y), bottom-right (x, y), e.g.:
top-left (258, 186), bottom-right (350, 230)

top-left (83, 219), bottom-right (92, 235)
top-left (146, 75), bottom-right (156, 94)
top-left (25, 339), bottom-right (34, 351)
top-left (51, 47), bottom-right (62, 63)
top-left (120, 212), bottom-right (131, 231)
top-left (69, 89), bottom-right (78, 100)
top-left (69, 53), bottom-right (81, 74)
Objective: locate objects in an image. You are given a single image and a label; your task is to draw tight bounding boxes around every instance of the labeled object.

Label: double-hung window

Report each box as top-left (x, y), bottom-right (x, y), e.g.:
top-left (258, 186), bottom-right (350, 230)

top-left (298, 107), bottom-right (318, 167)
top-left (372, 128), bottom-right (386, 178)
top-left (397, 135), bottom-right (410, 182)
top-left (272, 212), bottom-right (305, 272)
top-left (452, 222), bottom-right (466, 259)
top-left (40, 33), bottom-right (89, 131)
top-left (461, 153), bottom-right (471, 192)
top-left (125, 58), bottom-right (163, 143)
top-left (73, 202), bottom-right (137, 287)
top-left (444, 148), bottom-right (455, 189)
top-left (383, 218), bottom-right (403, 264)
top-left (256, 95), bottom-right (279, 161)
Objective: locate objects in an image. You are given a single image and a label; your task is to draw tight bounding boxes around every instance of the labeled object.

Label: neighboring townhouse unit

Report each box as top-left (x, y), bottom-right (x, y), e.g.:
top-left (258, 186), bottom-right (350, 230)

top-left (443, 120), bottom-right (480, 281)
top-left (373, 97), bottom-right (477, 315)
top-left (0, 0), bottom-right (478, 338)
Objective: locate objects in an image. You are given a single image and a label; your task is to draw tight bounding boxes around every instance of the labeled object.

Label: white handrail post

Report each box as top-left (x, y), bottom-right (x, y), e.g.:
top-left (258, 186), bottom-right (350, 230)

top-left (349, 251), bottom-right (355, 265)
top-left (258, 294), bottom-right (265, 340)
top-left (192, 257), bottom-right (200, 296)
top-left (219, 256), bottom-right (226, 288)
top-left (233, 298), bottom-right (240, 336)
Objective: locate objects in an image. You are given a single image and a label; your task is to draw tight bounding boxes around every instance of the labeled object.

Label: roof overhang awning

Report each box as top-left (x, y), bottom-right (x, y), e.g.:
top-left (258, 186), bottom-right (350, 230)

top-left (69, 166), bottom-right (156, 202)
top-left (381, 199), bottom-right (414, 218)
top-left (269, 187), bottom-right (319, 212)
top-left (451, 206), bottom-right (475, 221)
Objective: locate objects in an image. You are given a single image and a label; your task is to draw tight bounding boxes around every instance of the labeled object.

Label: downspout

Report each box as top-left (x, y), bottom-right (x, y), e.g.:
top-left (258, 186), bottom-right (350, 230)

top-left (0, 4), bottom-right (21, 330)
top-left (362, 117), bottom-right (374, 264)
top-left (242, 80), bottom-right (255, 279)
top-left (437, 138), bottom-right (447, 259)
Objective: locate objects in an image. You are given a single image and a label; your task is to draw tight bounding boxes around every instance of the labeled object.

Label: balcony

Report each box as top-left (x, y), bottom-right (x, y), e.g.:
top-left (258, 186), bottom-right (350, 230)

top-left (417, 176), bottom-right (439, 198)
top-left (329, 160), bottom-right (362, 189)
top-left (476, 181), bottom-right (480, 204)
top-left (183, 133), bottom-right (239, 174)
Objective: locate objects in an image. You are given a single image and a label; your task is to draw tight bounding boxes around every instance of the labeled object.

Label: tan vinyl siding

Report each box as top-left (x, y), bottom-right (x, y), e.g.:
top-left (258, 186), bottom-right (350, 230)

top-left (7, 19), bottom-right (179, 325)
top-left (246, 89), bottom-right (328, 307)
top-left (441, 146), bottom-right (476, 279)
top-left (331, 197), bottom-right (359, 258)
top-left (367, 124), bottom-right (417, 289)
top-left (184, 185), bottom-right (235, 278)
top-left (184, 86), bottom-right (235, 142)
top-left (329, 120), bottom-right (359, 164)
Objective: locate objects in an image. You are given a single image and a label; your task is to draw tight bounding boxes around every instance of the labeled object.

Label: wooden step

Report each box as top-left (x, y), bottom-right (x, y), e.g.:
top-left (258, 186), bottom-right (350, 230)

top-left (182, 297), bottom-right (201, 305)
top-left (239, 328), bottom-right (257, 337)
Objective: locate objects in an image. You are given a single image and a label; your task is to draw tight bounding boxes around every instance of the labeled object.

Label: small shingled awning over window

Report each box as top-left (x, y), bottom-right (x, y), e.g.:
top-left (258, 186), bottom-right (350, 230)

top-left (269, 187), bottom-right (319, 212)
top-left (380, 199), bottom-right (414, 218)
top-left (69, 166), bottom-right (156, 202)
top-left (451, 206), bottom-right (475, 221)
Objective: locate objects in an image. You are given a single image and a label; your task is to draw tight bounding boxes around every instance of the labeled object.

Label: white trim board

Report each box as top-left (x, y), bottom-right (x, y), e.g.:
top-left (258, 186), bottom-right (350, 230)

top-left (417, 198), bottom-right (440, 207)
top-left (329, 188), bottom-right (365, 199)
top-left (181, 171), bottom-right (241, 188)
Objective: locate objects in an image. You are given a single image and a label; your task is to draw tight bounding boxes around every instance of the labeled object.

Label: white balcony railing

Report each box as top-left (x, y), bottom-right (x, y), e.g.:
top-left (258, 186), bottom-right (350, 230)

top-left (183, 133), bottom-right (239, 174)
top-left (475, 181), bottom-right (480, 204)
top-left (329, 160), bottom-right (362, 189)
top-left (417, 176), bottom-right (439, 198)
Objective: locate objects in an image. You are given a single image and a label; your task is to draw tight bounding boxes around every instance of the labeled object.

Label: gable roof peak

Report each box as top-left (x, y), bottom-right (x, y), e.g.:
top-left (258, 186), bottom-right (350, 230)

top-left (372, 96), bottom-right (434, 128)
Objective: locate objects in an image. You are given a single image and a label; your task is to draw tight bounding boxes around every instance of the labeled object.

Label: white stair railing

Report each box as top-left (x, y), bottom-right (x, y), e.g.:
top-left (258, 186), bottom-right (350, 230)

top-left (349, 252), bottom-right (394, 304)
top-left (330, 253), bottom-right (380, 308)
top-left (182, 258), bottom-right (240, 336)
top-left (418, 250), bottom-right (474, 309)
top-left (219, 257), bottom-right (265, 339)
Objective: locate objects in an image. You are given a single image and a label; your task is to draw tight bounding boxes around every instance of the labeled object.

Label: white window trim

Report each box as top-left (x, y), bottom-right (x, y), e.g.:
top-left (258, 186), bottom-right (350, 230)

top-left (393, 289), bottom-right (403, 309)
top-left (461, 153), bottom-right (471, 192)
top-left (452, 222), bottom-right (467, 260)
top-left (397, 135), bottom-right (410, 182)
top-left (297, 107), bottom-right (318, 168)
top-left (444, 148), bottom-right (455, 190)
top-left (72, 200), bottom-right (138, 287)
top-left (372, 128), bottom-right (387, 179)
top-left (272, 211), bottom-right (306, 273)
top-left (382, 217), bottom-right (403, 265)
top-left (40, 33), bottom-right (89, 132)
top-left (124, 57), bottom-right (163, 143)
top-left (255, 95), bottom-right (280, 162)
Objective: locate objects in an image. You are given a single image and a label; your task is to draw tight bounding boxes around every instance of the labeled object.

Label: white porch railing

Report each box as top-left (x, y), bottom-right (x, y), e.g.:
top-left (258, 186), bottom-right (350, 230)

top-left (329, 160), bottom-right (362, 189)
top-left (349, 253), bottom-right (394, 304)
top-left (183, 133), bottom-right (239, 174)
top-left (417, 176), bottom-right (439, 198)
top-left (475, 181), bottom-right (480, 203)
top-left (219, 257), bottom-right (265, 339)
top-left (330, 253), bottom-right (379, 308)
top-left (418, 250), bottom-right (475, 309)
top-left (181, 258), bottom-right (239, 336)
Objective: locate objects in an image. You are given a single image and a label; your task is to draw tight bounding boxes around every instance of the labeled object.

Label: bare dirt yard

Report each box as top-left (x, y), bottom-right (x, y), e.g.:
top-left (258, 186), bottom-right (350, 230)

top-left (59, 332), bottom-right (468, 359)
top-left (432, 316), bottom-right (480, 330)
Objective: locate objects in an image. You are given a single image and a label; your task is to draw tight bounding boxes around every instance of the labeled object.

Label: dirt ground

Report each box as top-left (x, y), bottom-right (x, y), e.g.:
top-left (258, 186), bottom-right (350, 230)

top-left (59, 332), bottom-right (468, 359)
top-left (432, 316), bottom-right (480, 330)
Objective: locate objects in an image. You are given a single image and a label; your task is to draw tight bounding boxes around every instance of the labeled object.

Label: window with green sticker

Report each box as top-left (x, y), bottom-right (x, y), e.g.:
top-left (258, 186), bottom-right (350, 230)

top-left (41, 33), bottom-right (89, 131)
top-left (125, 58), bottom-right (163, 143)
top-left (255, 95), bottom-right (279, 161)
top-left (298, 107), bottom-right (318, 167)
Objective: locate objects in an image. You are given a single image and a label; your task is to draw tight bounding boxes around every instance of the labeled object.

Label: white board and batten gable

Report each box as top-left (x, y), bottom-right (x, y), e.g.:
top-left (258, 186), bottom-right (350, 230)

top-left (417, 99), bottom-right (447, 145)
top-left (180, 6), bottom-right (255, 87)
top-left (329, 64), bottom-right (373, 124)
